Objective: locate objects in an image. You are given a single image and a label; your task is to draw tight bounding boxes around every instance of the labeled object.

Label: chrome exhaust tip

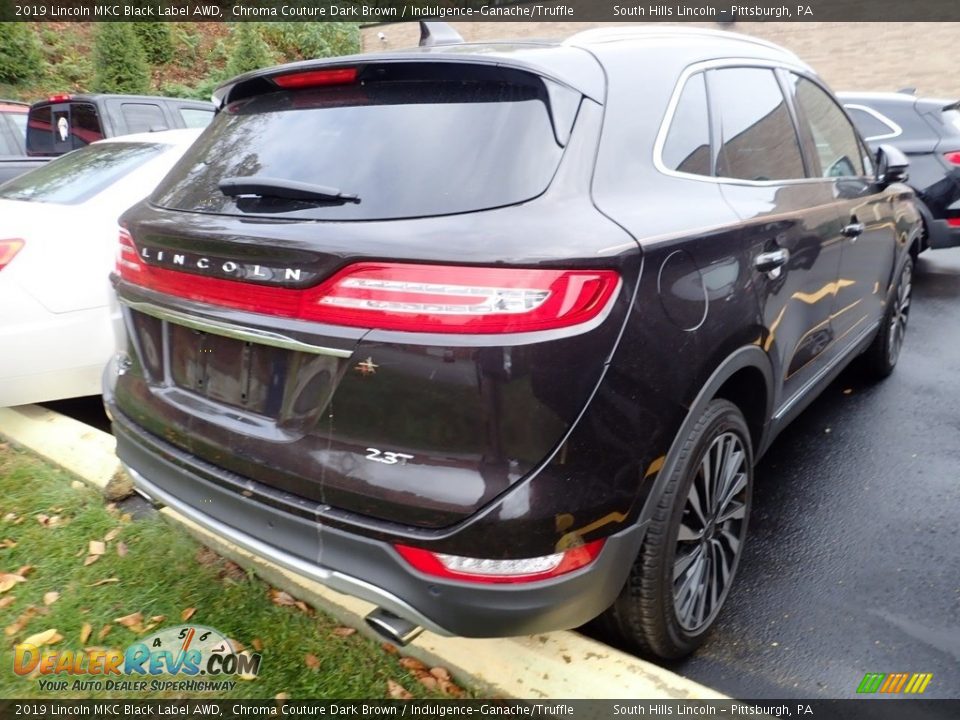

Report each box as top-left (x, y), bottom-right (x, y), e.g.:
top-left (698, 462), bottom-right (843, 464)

top-left (365, 607), bottom-right (423, 646)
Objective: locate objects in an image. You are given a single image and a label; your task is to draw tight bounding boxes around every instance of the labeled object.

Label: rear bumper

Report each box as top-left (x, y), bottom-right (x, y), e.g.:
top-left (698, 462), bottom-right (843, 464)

top-left (110, 406), bottom-right (647, 638)
top-left (924, 217), bottom-right (960, 250)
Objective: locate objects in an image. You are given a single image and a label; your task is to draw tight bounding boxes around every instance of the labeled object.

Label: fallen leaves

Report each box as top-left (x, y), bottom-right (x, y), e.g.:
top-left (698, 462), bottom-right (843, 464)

top-left (88, 578), bottom-right (119, 587)
top-left (0, 596), bottom-right (15, 609)
top-left (98, 624), bottom-right (112, 641)
top-left (0, 573), bottom-right (26, 593)
top-left (398, 657), bottom-right (463, 696)
top-left (381, 642), bottom-right (399, 655)
top-left (70, 481), bottom-right (85, 491)
top-left (104, 529), bottom-right (121, 543)
top-left (84, 539), bottom-right (106, 566)
top-left (331, 627), bottom-right (356, 638)
top-left (268, 589), bottom-right (296, 607)
top-left (42, 591), bottom-right (59, 606)
top-left (35, 514), bottom-right (63, 528)
top-left (181, 607), bottom-right (196, 622)
top-left (80, 623), bottom-right (92, 644)
top-left (251, 638), bottom-right (264, 651)
top-left (386, 679), bottom-right (413, 699)
top-left (0, 538), bottom-right (17, 549)
top-left (304, 653), bottom-right (321, 670)
top-left (5, 606), bottom-right (38, 636)
top-left (23, 628), bottom-right (62, 647)
top-left (115, 612), bottom-right (144, 631)
top-left (117, 542), bottom-right (128, 558)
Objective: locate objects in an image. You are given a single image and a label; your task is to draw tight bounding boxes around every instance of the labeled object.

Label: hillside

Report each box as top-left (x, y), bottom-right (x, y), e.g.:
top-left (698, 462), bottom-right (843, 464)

top-left (0, 22), bottom-right (360, 103)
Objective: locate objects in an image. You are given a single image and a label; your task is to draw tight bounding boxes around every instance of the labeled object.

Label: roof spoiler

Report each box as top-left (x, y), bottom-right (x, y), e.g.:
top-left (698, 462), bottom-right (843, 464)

top-left (418, 22), bottom-right (463, 48)
top-left (944, 99), bottom-right (960, 112)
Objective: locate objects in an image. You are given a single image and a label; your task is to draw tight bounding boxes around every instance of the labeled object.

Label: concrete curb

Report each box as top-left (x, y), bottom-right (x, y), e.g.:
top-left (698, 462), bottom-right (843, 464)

top-left (0, 404), bottom-right (728, 700)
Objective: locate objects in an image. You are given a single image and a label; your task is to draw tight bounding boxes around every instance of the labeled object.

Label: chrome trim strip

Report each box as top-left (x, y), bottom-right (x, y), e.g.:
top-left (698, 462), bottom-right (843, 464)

top-left (842, 103), bottom-right (904, 142)
top-left (773, 319), bottom-right (880, 421)
top-left (125, 465), bottom-right (454, 637)
top-left (120, 299), bottom-right (353, 358)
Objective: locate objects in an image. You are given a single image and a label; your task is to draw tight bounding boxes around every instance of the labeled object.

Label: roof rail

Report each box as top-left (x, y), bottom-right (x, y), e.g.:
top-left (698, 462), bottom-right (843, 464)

top-left (564, 26), bottom-right (799, 59)
top-left (419, 22), bottom-right (464, 48)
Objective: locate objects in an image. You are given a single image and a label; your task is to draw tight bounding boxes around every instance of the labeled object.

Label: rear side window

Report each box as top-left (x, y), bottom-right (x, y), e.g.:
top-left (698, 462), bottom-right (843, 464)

top-left (178, 108), bottom-right (214, 128)
top-left (844, 106), bottom-right (898, 140)
top-left (154, 67), bottom-right (569, 221)
top-left (121, 103), bottom-right (169, 134)
top-left (791, 76), bottom-right (866, 177)
top-left (0, 142), bottom-right (164, 205)
top-left (662, 73), bottom-right (711, 176)
top-left (711, 68), bottom-right (805, 182)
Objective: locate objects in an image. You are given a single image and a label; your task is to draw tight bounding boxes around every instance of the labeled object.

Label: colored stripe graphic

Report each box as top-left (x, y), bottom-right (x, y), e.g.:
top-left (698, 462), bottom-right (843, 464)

top-left (857, 672), bottom-right (933, 694)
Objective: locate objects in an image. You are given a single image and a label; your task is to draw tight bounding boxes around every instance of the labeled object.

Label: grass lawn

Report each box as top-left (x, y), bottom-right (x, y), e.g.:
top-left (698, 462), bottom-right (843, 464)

top-left (0, 442), bottom-right (465, 699)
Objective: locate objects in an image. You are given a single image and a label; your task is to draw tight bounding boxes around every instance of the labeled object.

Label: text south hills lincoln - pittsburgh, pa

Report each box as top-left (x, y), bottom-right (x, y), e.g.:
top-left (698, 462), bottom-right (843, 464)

top-left (612, 5), bottom-right (813, 18)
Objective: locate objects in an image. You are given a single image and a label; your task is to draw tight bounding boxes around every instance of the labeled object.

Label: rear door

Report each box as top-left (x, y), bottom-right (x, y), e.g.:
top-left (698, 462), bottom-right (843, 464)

top-left (706, 66), bottom-right (846, 411)
top-left (788, 73), bottom-right (896, 347)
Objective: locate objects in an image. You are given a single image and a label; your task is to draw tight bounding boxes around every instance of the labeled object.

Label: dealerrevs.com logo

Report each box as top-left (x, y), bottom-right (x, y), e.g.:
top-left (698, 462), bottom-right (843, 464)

top-left (14, 625), bottom-right (261, 693)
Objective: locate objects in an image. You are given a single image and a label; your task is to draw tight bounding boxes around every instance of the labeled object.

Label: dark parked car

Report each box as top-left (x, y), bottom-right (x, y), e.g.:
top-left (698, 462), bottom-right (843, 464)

top-left (840, 91), bottom-right (960, 251)
top-left (26, 93), bottom-right (214, 157)
top-left (0, 100), bottom-right (46, 183)
top-left (104, 26), bottom-right (921, 659)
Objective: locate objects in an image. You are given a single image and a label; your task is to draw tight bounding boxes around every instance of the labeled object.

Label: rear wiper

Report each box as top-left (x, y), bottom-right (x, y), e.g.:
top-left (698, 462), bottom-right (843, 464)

top-left (218, 177), bottom-right (360, 204)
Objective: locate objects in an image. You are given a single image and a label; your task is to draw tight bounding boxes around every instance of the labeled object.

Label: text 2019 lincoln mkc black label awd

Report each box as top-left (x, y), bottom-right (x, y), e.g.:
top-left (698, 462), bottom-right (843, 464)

top-left (104, 27), bottom-right (922, 659)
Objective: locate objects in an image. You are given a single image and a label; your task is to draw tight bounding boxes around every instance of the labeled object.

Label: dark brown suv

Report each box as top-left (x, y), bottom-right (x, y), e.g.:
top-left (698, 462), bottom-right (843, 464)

top-left (104, 27), bottom-right (921, 659)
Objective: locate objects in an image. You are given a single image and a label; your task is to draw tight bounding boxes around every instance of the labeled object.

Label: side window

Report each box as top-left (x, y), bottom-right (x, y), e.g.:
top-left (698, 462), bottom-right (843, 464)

top-left (662, 73), bottom-right (711, 176)
top-left (790, 76), bottom-right (866, 177)
top-left (26, 104), bottom-right (54, 155)
top-left (121, 103), bottom-right (169, 134)
top-left (710, 68), bottom-right (806, 182)
top-left (69, 103), bottom-right (105, 148)
top-left (0, 118), bottom-right (17, 155)
top-left (178, 108), bottom-right (214, 129)
top-left (844, 106), bottom-right (898, 141)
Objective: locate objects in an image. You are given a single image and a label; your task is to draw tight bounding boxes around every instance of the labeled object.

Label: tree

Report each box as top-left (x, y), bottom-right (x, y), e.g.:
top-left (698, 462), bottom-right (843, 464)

top-left (0, 22), bottom-right (43, 85)
top-left (92, 23), bottom-right (151, 94)
top-left (225, 23), bottom-right (275, 78)
top-left (133, 22), bottom-right (175, 65)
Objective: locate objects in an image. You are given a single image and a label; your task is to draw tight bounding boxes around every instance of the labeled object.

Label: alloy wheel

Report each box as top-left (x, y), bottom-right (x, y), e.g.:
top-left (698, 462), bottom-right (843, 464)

top-left (672, 431), bottom-right (749, 632)
top-left (888, 262), bottom-right (912, 365)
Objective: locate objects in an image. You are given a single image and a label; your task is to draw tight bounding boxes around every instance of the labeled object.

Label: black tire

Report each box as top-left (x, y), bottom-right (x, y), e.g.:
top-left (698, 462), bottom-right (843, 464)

top-left (860, 256), bottom-right (913, 381)
top-left (601, 399), bottom-right (753, 660)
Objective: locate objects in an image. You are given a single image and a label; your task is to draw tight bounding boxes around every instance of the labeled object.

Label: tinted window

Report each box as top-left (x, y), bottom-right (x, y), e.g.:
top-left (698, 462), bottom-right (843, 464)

top-left (792, 77), bottom-right (865, 177)
top-left (26, 104), bottom-right (53, 154)
top-left (0, 142), bottom-right (165, 205)
top-left (154, 72), bottom-right (566, 221)
top-left (179, 108), bottom-right (214, 128)
top-left (845, 106), bottom-right (897, 140)
top-left (662, 73), bottom-right (711, 176)
top-left (711, 68), bottom-right (805, 181)
top-left (70, 103), bottom-right (105, 147)
top-left (121, 103), bottom-right (169, 134)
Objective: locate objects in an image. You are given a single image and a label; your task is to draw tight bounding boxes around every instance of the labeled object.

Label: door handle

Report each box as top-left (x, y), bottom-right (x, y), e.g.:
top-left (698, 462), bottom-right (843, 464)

top-left (842, 222), bottom-right (865, 239)
top-left (754, 248), bottom-right (790, 276)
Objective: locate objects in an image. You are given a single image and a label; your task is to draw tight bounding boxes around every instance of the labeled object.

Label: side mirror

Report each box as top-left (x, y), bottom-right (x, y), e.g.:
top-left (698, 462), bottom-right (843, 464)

top-left (876, 144), bottom-right (909, 186)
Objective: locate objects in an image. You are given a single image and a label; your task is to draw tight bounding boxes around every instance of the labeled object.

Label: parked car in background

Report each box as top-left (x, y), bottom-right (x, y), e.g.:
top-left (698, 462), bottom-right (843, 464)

top-left (105, 26), bottom-right (921, 660)
top-left (0, 100), bottom-right (46, 184)
top-left (840, 91), bottom-right (960, 251)
top-left (26, 93), bottom-right (213, 157)
top-left (0, 129), bottom-right (201, 408)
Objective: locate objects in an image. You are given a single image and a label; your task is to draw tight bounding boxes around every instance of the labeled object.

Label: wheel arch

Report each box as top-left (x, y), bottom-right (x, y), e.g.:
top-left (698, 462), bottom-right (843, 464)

top-left (637, 345), bottom-right (773, 529)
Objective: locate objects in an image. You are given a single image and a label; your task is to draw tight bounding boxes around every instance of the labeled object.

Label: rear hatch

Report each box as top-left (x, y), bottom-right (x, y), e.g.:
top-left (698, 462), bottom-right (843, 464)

top-left (26, 98), bottom-right (105, 157)
top-left (113, 56), bottom-right (639, 530)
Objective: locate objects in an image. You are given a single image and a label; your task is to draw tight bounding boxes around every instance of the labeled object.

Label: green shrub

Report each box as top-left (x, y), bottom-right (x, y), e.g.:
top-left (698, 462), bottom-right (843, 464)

top-left (133, 22), bottom-right (175, 65)
top-left (262, 22), bottom-right (361, 63)
top-left (224, 23), bottom-right (275, 78)
top-left (92, 23), bottom-right (151, 94)
top-left (0, 23), bottom-right (44, 85)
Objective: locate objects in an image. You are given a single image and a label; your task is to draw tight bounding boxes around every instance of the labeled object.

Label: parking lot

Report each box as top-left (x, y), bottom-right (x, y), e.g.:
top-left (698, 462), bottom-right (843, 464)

top-left (675, 247), bottom-right (960, 698)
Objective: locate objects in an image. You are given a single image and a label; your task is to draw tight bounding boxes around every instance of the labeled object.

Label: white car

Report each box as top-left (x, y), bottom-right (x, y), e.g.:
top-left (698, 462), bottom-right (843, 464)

top-left (0, 129), bottom-right (201, 407)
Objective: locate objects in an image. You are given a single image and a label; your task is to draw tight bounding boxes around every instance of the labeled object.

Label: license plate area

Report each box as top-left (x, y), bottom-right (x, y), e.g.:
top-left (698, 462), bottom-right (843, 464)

top-left (169, 324), bottom-right (288, 414)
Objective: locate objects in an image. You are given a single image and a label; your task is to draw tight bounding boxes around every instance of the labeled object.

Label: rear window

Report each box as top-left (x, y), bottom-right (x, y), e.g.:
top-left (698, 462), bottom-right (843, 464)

top-left (153, 70), bottom-right (569, 221)
top-left (121, 103), bottom-right (169, 134)
top-left (0, 142), bottom-right (165, 205)
top-left (26, 102), bottom-right (105, 155)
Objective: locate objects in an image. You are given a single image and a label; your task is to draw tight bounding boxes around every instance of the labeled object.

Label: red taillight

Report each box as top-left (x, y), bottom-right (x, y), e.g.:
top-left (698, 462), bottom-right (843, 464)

top-left (947, 218), bottom-right (960, 228)
top-left (394, 540), bottom-right (605, 584)
top-left (115, 228), bottom-right (144, 277)
top-left (116, 231), bottom-right (621, 335)
top-left (47, 93), bottom-right (72, 103)
top-left (0, 239), bottom-right (25, 271)
top-left (944, 151), bottom-right (960, 166)
top-left (273, 68), bottom-right (358, 90)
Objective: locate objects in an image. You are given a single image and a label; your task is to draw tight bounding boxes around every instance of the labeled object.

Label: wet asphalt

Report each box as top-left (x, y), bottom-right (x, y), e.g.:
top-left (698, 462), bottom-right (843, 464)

top-left (44, 250), bottom-right (960, 701)
top-left (670, 247), bottom-right (960, 699)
